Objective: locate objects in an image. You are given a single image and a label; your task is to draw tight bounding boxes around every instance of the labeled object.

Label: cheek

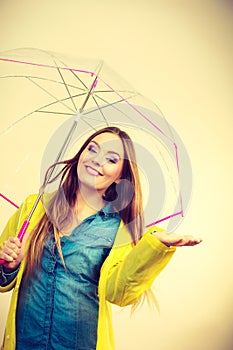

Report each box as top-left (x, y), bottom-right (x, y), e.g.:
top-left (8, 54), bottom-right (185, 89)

top-left (80, 150), bottom-right (89, 162)
top-left (78, 150), bottom-right (92, 168)
top-left (104, 163), bottom-right (123, 180)
top-left (77, 154), bottom-right (85, 174)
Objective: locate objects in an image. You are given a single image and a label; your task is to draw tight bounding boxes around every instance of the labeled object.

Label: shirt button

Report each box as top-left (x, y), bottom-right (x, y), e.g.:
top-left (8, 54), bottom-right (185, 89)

top-left (6, 335), bottom-right (10, 340)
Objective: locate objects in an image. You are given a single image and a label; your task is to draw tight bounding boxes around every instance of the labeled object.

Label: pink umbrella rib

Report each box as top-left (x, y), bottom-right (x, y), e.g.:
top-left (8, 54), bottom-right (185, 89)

top-left (0, 193), bottom-right (19, 209)
top-left (146, 210), bottom-right (184, 228)
top-left (0, 57), bottom-right (94, 76)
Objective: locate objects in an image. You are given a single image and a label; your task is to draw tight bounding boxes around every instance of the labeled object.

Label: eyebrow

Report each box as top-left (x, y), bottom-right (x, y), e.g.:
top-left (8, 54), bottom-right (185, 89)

top-left (90, 140), bottom-right (121, 158)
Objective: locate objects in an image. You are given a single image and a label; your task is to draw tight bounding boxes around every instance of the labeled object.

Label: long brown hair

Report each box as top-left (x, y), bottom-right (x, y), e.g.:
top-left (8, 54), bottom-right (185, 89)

top-left (25, 126), bottom-right (144, 277)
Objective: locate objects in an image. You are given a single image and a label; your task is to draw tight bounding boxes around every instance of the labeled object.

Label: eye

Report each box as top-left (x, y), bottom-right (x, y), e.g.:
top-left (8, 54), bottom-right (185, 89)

top-left (106, 156), bottom-right (120, 164)
top-left (88, 144), bottom-right (98, 153)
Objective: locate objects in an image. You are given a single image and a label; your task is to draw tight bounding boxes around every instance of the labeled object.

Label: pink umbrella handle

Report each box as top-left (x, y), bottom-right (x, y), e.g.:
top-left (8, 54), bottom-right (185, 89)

top-left (0, 220), bottom-right (30, 265)
top-left (17, 220), bottom-right (30, 242)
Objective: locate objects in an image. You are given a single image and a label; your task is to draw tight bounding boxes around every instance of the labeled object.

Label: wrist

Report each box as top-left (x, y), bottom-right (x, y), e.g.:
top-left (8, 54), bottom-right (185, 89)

top-left (3, 264), bottom-right (20, 274)
top-left (151, 230), bottom-right (170, 247)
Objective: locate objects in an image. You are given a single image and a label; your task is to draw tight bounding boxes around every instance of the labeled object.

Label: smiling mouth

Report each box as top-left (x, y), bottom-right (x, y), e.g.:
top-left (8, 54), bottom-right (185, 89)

top-left (85, 166), bottom-right (103, 176)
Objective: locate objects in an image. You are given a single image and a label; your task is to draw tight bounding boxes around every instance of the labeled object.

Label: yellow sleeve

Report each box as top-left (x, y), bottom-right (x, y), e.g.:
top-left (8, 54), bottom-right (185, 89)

top-left (0, 203), bottom-right (25, 249)
top-left (106, 231), bottom-right (176, 306)
top-left (0, 194), bottom-right (44, 248)
top-left (0, 194), bottom-right (44, 292)
top-left (0, 202), bottom-right (25, 291)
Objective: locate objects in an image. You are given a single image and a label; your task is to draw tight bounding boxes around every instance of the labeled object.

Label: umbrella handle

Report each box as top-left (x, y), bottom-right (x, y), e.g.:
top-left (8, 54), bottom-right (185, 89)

top-left (0, 220), bottom-right (30, 265)
top-left (17, 220), bottom-right (30, 242)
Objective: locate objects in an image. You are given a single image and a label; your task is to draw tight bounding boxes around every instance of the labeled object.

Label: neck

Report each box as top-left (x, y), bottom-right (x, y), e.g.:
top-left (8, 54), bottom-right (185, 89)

top-left (75, 185), bottom-right (105, 221)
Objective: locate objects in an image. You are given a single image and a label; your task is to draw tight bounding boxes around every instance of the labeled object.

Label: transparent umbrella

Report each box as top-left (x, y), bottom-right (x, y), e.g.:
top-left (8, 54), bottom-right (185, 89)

top-left (0, 48), bottom-right (192, 263)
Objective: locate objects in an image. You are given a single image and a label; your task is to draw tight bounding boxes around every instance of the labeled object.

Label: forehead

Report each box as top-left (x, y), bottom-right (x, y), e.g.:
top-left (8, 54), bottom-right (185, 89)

top-left (90, 132), bottom-right (124, 156)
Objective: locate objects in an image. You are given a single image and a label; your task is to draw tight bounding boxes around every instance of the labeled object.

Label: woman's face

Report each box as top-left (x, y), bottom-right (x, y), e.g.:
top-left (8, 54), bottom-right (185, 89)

top-left (77, 132), bottom-right (124, 196)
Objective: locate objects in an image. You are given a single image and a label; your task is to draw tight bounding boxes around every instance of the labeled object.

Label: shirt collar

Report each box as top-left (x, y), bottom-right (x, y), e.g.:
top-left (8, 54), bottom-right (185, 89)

top-left (99, 202), bottom-right (119, 217)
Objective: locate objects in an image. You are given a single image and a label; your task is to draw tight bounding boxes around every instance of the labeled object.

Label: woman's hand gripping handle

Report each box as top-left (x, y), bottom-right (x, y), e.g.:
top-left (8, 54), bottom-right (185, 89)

top-left (0, 220), bottom-right (30, 268)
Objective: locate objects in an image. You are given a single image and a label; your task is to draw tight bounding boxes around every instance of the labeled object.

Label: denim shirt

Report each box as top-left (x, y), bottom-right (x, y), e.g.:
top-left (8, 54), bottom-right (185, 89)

top-left (16, 205), bottom-right (121, 350)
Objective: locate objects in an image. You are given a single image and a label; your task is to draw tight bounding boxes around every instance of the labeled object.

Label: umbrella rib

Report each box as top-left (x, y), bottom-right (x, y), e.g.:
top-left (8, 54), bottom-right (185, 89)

top-left (36, 111), bottom-right (74, 116)
top-left (79, 62), bottom-right (103, 113)
top-left (82, 96), bottom-right (130, 115)
top-left (55, 63), bottom-right (78, 112)
top-left (83, 93), bottom-right (139, 125)
top-left (0, 87), bottom-right (108, 135)
top-left (49, 54), bottom-right (89, 90)
top-left (36, 92), bottom-right (88, 114)
top-left (0, 92), bottom-right (84, 135)
top-left (0, 75), bottom-right (87, 92)
top-left (65, 60), bottom-right (103, 94)
top-left (94, 93), bottom-right (138, 120)
top-left (80, 117), bottom-right (98, 131)
top-left (27, 77), bottom-right (76, 114)
top-left (68, 68), bottom-right (89, 90)
top-left (93, 89), bottom-right (136, 94)
top-left (0, 110), bottom-right (48, 135)
top-left (90, 94), bottom-right (110, 126)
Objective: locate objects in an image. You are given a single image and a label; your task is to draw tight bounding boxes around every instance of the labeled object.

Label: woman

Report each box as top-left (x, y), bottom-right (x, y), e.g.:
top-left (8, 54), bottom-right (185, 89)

top-left (0, 126), bottom-right (202, 350)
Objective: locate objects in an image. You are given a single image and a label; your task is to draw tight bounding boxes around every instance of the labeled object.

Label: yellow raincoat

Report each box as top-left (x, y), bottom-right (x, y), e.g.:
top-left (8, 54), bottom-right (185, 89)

top-left (0, 195), bottom-right (176, 350)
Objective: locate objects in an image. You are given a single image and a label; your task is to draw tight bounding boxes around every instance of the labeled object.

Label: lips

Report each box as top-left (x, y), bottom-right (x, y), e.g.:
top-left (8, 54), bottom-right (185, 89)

top-left (85, 165), bottom-right (103, 176)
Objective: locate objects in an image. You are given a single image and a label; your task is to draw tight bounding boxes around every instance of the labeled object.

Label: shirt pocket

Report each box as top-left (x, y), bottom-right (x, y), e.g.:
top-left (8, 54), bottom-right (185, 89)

top-left (81, 229), bottom-right (115, 248)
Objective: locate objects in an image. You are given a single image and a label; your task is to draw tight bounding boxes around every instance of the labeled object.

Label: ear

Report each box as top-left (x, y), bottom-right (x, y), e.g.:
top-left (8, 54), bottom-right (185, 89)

top-left (115, 178), bottom-right (121, 184)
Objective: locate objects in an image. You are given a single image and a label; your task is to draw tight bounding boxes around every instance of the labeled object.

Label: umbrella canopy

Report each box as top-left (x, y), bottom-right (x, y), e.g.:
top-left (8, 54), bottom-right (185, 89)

top-left (0, 48), bottom-right (192, 236)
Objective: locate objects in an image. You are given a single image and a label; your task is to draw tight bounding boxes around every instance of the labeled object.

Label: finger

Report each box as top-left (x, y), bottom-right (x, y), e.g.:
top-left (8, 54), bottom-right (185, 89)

top-left (3, 238), bottom-right (21, 254)
top-left (182, 238), bottom-right (202, 246)
top-left (8, 236), bottom-right (21, 248)
top-left (0, 251), bottom-right (14, 263)
top-left (3, 239), bottom-right (21, 253)
top-left (2, 245), bottom-right (20, 260)
top-left (4, 242), bottom-right (21, 254)
top-left (174, 240), bottom-right (187, 246)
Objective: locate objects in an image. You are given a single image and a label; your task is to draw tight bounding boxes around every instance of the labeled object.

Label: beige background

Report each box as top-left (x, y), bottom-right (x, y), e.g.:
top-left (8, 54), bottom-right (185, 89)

top-left (0, 0), bottom-right (233, 349)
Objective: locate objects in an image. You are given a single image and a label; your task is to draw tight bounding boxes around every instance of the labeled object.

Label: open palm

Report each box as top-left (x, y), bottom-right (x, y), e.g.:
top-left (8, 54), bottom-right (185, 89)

top-left (154, 231), bottom-right (202, 247)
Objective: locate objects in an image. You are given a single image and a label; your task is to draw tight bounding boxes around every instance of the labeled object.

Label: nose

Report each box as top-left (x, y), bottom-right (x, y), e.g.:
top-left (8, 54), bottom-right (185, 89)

top-left (91, 152), bottom-right (106, 167)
